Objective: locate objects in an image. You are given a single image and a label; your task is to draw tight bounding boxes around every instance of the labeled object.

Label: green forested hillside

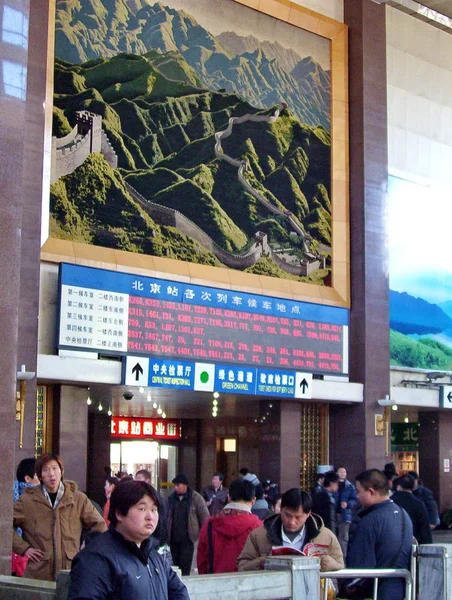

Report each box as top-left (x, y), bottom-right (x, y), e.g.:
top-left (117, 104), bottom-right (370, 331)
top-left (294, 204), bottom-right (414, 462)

top-left (390, 329), bottom-right (452, 370)
top-left (52, 51), bottom-right (332, 281)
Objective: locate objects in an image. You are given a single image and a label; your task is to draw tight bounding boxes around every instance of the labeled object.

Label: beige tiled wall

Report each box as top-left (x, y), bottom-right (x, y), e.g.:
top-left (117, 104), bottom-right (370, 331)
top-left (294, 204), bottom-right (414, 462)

top-left (387, 7), bottom-right (452, 185)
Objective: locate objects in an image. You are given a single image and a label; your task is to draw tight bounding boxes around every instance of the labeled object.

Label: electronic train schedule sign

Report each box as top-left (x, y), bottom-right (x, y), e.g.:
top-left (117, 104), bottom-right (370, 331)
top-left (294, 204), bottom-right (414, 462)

top-left (58, 264), bottom-right (349, 396)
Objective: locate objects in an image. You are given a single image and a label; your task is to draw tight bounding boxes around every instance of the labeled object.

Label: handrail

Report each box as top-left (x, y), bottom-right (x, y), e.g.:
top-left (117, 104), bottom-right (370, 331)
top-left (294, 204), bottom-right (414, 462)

top-left (320, 568), bottom-right (413, 600)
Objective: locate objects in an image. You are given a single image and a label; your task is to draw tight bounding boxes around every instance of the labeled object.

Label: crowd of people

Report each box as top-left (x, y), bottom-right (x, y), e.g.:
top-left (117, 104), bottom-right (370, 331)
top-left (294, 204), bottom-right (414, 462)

top-left (11, 455), bottom-right (441, 600)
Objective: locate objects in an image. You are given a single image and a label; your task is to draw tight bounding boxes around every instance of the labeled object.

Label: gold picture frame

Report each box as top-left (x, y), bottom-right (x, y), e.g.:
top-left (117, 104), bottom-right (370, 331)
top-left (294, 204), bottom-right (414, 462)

top-left (42, 0), bottom-right (349, 308)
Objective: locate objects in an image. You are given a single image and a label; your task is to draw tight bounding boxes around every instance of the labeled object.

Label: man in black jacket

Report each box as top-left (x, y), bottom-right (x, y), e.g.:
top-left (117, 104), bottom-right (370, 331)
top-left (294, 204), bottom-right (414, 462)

top-left (347, 469), bottom-right (413, 600)
top-left (408, 471), bottom-right (439, 528)
top-left (68, 480), bottom-right (189, 600)
top-left (392, 474), bottom-right (432, 544)
top-left (311, 471), bottom-right (339, 533)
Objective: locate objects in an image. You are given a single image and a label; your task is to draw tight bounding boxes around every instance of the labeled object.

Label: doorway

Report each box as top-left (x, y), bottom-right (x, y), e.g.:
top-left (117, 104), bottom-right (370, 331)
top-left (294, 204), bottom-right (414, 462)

top-left (110, 440), bottom-right (177, 495)
top-left (216, 437), bottom-right (238, 485)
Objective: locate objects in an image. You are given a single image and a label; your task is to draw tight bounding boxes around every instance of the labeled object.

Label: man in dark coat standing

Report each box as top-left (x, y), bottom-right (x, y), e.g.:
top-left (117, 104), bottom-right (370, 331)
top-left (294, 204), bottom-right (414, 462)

top-left (68, 480), bottom-right (189, 600)
top-left (312, 471), bottom-right (339, 533)
top-left (392, 474), bottom-right (432, 544)
top-left (408, 471), bottom-right (439, 529)
top-left (347, 469), bottom-right (413, 600)
top-left (167, 474), bottom-right (209, 575)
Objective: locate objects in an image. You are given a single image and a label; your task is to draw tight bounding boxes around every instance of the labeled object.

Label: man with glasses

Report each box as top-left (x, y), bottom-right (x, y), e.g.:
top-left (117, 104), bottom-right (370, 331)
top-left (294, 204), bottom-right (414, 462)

top-left (237, 488), bottom-right (344, 572)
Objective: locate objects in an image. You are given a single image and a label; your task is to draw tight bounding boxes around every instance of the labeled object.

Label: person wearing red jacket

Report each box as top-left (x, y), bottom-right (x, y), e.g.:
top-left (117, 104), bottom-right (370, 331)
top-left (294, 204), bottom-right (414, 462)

top-left (197, 478), bottom-right (262, 574)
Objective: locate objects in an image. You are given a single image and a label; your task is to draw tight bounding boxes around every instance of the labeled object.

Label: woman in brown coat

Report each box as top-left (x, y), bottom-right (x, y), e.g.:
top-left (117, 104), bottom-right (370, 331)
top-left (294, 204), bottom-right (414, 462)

top-left (13, 453), bottom-right (106, 581)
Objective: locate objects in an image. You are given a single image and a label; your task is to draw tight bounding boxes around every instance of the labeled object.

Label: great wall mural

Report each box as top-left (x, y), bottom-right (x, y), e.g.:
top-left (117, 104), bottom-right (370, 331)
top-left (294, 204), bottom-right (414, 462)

top-left (50, 0), bottom-right (332, 285)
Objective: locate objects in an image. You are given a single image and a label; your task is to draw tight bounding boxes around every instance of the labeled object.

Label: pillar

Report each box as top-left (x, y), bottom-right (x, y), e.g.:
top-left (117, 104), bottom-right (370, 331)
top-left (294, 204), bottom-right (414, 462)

top-left (330, 0), bottom-right (389, 478)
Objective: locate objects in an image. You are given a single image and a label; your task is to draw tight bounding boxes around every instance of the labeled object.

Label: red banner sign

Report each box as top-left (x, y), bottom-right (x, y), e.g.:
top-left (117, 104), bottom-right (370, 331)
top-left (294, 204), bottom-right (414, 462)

top-left (111, 417), bottom-right (181, 439)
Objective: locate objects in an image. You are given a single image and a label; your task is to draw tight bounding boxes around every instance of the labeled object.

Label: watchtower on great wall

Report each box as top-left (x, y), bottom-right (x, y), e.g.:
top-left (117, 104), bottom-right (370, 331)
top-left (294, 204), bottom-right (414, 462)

top-left (50, 110), bottom-right (117, 183)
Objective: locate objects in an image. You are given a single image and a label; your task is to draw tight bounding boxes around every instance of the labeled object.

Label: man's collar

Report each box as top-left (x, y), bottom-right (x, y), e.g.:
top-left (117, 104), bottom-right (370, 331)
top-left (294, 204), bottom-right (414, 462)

top-left (223, 501), bottom-right (252, 513)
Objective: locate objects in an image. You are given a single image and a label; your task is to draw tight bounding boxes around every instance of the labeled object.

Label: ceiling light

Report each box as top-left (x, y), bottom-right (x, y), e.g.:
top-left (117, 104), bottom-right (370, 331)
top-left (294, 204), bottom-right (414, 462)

top-left (86, 394), bottom-right (92, 406)
top-left (98, 401), bottom-right (103, 411)
top-left (139, 386), bottom-right (144, 393)
top-left (213, 392), bottom-right (219, 399)
top-left (107, 407), bottom-right (112, 416)
top-left (157, 406), bottom-right (162, 415)
top-left (212, 399), bottom-right (218, 406)
top-left (147, 393), bottom-right (152, 402)
top-left (153, 402), bottom-right (157, 409)
top-left (162, 412), bottom-right (166, 419)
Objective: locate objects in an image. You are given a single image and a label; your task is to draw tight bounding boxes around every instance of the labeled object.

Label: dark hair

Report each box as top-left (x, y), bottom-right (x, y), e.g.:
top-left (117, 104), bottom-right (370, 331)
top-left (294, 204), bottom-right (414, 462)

top-left (270, 493), bottom-right (282, 509)
top-left (407, 470), bottom-right (419, 480)
top-left (35, 453), bottom-right (64, 480)
top-left (136, 469), bottom-right (151, 480)
top-left (254, 484), bottom-right (264, 500)
top-left (281, 488), bottom-right (313, 512)
top-left (395, 474), bottom-right (415, 491)
top-left (228, 478), bottom-right (255, 502)
top-left (323, 471), bottom-right (339, 487)
top-left (109, 480), bottom-right (160, 526)
top-left (16, 458), bottom-right (37, 482)
top-left (356, 469), bottom-right (389, 494)
top-left (239, 468), bottom-right (249, 476)
top-left (106, 476), bottom-right (119, 486)
top-left (213, 472), bottom-right (224, 482)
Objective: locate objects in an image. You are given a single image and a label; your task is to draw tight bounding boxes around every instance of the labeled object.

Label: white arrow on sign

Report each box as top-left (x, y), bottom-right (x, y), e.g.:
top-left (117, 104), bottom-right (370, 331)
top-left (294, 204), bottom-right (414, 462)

top-left (125, 356), bottom-right (149, 387)
top-left (294, 372), bottom-right (313, 399)
top-left (441, 385), bottom-right (452, 409)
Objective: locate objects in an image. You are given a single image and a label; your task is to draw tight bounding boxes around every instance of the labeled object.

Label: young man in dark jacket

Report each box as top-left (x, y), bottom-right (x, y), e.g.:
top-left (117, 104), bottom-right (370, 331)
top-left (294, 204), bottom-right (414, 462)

top-left (197, 479), bottom-right (262, 574)
top-left (335, 466), bottom-right (358, 558)
top-left (347, 469), bottom-right (413, 600)
top-left (392, 475), bottom-right (432, 544)
top-left (68, 480), bottom-right (189, 600)
top-left (408, 471), bottom-right (439, 528)
top-left (312, 470), bottom-right (339, 533)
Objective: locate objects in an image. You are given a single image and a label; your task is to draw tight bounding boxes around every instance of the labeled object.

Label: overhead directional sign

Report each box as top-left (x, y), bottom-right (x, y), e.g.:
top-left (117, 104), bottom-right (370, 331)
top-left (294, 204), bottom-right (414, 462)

top-left (440, 385), bottom-right (452, 409)
top-left (124, 356), bottom-right (149, 387)
top-left (294, 372), bottom-right (313, 399)
top-left (121, 357), bottom-right (317, 400)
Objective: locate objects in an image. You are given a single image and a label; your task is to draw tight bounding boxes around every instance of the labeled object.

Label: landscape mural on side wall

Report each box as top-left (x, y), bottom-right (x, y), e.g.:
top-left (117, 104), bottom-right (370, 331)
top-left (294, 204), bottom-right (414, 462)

top-left (388, 175), bottom-right (452, 370)
top-left (50, 0), bottom-right (334, 286)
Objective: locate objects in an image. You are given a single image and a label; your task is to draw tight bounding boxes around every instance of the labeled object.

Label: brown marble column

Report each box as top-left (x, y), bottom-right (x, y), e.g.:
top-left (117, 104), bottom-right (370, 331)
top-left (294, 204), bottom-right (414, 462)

top-left (330, 0), bottom-right (389, 479)
top-left (259, 401), bottom-right (301, 491)
top-left (418, 411), bottom-right (452, 516)
top-left (0, 0), bottom-right (49, 574)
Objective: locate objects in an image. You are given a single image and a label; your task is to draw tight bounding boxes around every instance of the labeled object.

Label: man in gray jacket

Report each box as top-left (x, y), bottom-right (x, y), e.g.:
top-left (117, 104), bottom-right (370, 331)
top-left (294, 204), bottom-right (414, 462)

top-left (167, 474), bottom-right (209, 575)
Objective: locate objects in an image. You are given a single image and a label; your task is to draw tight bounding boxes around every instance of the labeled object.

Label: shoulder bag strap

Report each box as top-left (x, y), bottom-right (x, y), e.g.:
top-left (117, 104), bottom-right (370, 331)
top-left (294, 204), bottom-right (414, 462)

top-left (387, 507), bottom-right (407, 568)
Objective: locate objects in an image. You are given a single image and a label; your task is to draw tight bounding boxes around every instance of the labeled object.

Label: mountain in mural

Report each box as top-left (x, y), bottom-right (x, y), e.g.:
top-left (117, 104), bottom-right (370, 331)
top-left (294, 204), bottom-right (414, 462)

top-left (217, 32), bottom-right (330, 124)
top-left (54, 0), bottom-right (330, 130)
top-left (438, 300), bottom-right (452, 320)
top-left (52, 51), bottom-right (331, 282)
top-left (390, 289), bottom-right (452, 335)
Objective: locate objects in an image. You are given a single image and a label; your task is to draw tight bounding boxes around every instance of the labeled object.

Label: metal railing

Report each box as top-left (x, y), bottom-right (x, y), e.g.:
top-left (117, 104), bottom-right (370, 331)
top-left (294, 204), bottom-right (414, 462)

top-left (321, 568), bottom-right (413, 600)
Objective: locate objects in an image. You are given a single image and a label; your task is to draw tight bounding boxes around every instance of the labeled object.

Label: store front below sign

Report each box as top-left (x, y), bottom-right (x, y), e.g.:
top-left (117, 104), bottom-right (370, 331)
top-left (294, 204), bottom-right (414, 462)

top-left (110, 417), bottom-right (181, 495)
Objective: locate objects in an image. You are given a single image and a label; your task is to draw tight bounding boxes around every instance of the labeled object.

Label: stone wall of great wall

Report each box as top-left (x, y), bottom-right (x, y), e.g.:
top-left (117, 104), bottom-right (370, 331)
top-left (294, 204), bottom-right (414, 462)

top-left (50, 111), bottom-right (117, 184)
top-left (125, 182), bottom-right (269, 270)
top-left (50, 110), bottom-right (325, 278)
